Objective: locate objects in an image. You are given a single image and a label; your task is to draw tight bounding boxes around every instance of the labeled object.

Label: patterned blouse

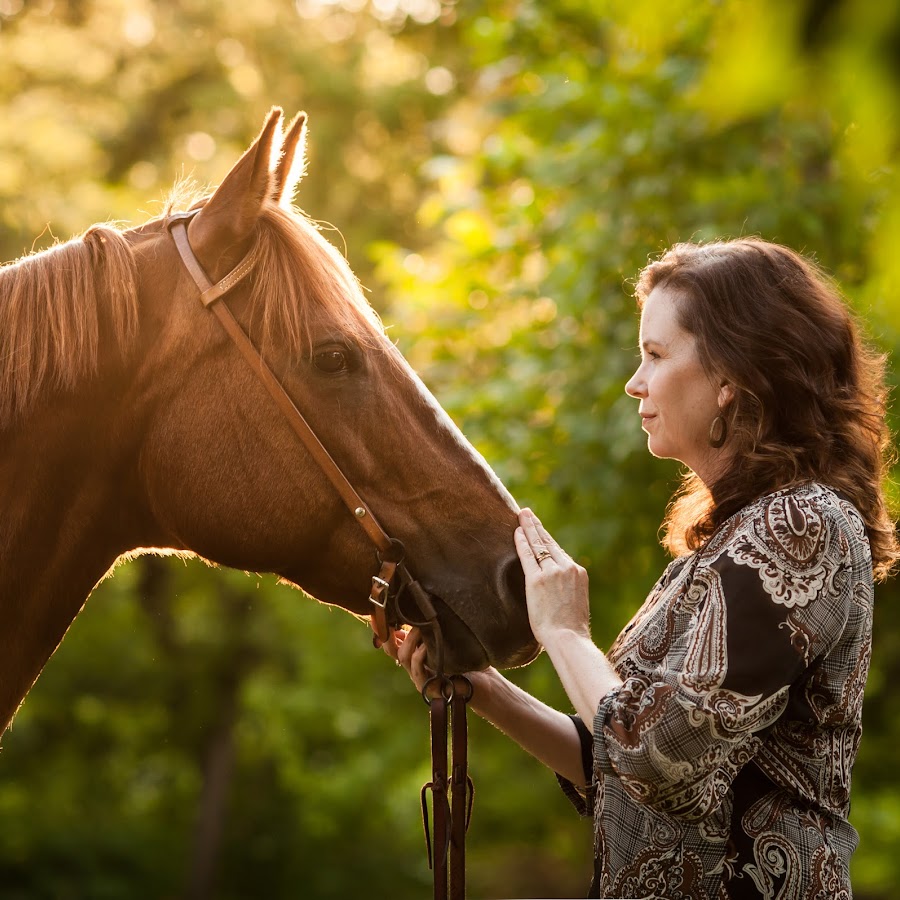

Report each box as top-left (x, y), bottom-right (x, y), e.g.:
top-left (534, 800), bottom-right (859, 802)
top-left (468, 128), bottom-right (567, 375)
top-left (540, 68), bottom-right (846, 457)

top-left (561, 482), bottom-right (874, 899)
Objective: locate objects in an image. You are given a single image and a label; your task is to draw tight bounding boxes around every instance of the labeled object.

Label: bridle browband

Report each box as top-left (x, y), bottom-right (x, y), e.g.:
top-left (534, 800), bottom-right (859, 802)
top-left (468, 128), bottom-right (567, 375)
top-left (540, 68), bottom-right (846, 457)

top-left (167, 210), bottom-right (472, 899)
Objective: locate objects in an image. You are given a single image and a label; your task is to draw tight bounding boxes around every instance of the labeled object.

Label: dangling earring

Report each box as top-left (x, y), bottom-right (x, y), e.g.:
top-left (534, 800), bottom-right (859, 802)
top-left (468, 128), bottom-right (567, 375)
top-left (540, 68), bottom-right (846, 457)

top-left (709, 414), bottom-right (728, 449)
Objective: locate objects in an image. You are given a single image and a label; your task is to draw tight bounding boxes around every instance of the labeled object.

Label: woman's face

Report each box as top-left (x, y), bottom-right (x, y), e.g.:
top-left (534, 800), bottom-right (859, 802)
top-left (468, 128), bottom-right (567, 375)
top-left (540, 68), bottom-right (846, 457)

top-left (625, 285), bottom-right (731, 482)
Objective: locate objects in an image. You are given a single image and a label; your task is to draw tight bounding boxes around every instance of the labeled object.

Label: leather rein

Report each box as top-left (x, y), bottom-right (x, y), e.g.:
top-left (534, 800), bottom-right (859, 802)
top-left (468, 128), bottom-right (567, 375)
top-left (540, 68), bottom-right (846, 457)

top-left (167, 211), bottom-right (473, 899)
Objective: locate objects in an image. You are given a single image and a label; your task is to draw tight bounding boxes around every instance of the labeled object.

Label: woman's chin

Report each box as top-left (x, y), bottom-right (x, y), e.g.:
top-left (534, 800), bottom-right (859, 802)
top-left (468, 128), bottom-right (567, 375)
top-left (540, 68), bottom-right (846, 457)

top-left (646, 437), bottom-right (667, 459)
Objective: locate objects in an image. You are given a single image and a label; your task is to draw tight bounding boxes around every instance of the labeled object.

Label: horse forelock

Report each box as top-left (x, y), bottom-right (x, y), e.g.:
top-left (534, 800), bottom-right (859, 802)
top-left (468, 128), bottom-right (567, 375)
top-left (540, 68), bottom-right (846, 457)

top-left (0, 226), bottom-right (139, 424)
top-left (250, 204), bottom-right (387, 362)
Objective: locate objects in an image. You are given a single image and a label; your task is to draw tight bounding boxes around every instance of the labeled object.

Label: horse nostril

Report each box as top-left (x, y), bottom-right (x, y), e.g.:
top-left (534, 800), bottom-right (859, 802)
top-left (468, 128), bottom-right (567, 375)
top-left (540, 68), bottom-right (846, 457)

top-left (498, 554), bottom-right (526, 606)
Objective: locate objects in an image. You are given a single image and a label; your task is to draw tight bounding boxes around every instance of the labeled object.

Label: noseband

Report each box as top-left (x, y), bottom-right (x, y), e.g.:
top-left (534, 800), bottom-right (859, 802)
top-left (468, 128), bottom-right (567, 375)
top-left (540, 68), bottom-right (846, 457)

top-left (167, 212), bottom-right (472, 899)
top-left (166, 212), bottom-right (441, 665)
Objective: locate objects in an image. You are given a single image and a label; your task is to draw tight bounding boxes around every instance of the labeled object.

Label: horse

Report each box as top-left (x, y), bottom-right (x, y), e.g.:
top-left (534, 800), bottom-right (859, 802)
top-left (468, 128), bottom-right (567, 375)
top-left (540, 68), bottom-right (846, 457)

top-left (0, 107), bottom-right (538, 738)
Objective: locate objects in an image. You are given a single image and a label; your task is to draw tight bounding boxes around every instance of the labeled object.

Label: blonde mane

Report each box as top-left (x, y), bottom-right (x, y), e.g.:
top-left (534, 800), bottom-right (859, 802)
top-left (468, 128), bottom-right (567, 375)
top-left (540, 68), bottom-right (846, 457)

top-left (249, 203), bottom-right (386, 360)
top-left (0, 226), bottom-right (139, 424)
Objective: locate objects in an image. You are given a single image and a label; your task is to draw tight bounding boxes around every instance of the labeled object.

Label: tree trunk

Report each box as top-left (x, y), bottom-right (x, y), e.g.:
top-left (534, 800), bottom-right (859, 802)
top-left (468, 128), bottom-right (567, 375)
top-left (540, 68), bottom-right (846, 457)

top-left (185, 687), bottom-right (238, 900)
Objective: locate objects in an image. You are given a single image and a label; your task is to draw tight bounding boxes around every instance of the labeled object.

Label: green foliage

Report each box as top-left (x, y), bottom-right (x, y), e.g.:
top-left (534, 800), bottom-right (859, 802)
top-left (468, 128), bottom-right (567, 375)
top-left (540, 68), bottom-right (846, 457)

top-left (1, 0), bottom-right (900, 898)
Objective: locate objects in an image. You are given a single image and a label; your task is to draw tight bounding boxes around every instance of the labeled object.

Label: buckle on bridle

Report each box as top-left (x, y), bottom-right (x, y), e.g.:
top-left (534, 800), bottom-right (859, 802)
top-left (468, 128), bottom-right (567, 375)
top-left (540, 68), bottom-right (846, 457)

top-left (369, 575), bottom-right (391, 610)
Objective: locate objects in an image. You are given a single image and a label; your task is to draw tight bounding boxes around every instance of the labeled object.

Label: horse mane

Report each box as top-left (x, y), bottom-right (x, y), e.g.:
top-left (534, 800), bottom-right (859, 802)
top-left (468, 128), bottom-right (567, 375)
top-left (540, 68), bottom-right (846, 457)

top-left (0, 190), bottom-right (387, 427)
top-left (0, 226), bottom-right (139, 424)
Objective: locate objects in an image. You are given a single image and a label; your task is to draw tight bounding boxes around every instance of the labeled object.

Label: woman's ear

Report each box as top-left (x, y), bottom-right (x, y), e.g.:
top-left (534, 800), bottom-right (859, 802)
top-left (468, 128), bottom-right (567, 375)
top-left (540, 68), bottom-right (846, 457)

top-left (719, 383), bottom-right (735, 409)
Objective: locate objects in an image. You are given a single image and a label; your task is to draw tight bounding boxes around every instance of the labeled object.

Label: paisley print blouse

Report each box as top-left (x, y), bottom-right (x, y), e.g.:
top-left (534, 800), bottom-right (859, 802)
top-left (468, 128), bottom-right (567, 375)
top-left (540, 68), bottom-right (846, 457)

top-left (561, 483), bottom-right (874, 899)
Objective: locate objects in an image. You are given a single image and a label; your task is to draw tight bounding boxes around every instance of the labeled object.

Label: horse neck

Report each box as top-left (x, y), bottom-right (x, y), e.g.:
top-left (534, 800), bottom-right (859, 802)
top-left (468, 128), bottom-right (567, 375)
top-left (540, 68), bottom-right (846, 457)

top-left (0, 388), bottom-right (149, 735)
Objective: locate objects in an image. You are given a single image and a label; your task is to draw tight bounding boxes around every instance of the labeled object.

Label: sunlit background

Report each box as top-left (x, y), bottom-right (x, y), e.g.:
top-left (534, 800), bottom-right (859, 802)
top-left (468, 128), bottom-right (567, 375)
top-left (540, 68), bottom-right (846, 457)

top-left (1, 1), bottom-right (899, 897)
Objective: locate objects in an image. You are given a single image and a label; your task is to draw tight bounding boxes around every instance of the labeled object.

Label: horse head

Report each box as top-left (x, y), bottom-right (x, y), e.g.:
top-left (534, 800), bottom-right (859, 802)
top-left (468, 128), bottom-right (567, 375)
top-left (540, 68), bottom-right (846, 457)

top-left (126, 109), bottom-right (539, 674)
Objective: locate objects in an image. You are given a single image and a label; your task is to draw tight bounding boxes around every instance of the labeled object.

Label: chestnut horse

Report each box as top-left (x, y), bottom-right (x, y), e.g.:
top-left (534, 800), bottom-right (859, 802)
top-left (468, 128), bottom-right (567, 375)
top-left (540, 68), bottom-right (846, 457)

top-left (0, 108), bottom-right (537, 737)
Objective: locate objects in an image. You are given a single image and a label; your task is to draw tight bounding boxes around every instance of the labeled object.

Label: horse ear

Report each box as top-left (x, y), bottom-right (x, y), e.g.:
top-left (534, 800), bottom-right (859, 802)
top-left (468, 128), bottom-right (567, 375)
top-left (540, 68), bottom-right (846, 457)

top-left (272, 112), bottom-right (308, 207)
top-left (188, 107), bottom-right (284, 270)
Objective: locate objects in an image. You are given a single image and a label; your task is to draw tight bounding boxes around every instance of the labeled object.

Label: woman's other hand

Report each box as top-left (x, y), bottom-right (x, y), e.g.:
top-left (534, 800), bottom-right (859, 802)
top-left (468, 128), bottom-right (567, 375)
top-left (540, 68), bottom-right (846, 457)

top-left (379, 626), bottom-right (499, 713)
top-left (378, 626), bottom-right (430, 692)
top-left (515, 508), bottom-right (591, 646)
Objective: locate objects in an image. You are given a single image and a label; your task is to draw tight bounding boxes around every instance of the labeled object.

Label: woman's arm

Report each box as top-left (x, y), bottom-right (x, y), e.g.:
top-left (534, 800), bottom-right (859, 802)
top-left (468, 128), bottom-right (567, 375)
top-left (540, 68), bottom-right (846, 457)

top-left (536, 630), bottom-right (622, 730)
top-left (468, 667), bottom-right (590, 787)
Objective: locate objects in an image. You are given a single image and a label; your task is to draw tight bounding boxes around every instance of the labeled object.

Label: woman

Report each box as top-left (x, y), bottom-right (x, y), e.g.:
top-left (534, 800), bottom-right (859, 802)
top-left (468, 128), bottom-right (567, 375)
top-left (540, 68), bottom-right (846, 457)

top-left (385, 238), bottom-right (897, 899)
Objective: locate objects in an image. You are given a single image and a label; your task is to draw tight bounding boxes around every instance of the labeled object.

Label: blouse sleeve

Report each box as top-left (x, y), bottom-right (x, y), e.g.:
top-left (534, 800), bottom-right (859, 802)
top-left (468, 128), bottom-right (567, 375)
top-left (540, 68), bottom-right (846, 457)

top-left (592, 490), bottom-right (860, 821)
top-left (556, 715), bottom-right (595, 817)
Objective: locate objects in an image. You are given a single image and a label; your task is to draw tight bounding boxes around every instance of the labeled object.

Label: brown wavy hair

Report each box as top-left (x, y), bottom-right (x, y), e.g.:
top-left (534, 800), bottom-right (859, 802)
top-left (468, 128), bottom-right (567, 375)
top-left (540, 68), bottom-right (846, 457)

top-left (635, 238), bottom-right (898, 582)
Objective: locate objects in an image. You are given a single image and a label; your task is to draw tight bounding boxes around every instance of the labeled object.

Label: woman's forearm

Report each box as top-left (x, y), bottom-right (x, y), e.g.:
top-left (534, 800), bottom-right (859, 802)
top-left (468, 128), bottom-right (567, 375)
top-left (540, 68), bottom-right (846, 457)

top-left (469, 669), bottom-right (589, 787)
top-left (539, 629), bottom-right (623, 728)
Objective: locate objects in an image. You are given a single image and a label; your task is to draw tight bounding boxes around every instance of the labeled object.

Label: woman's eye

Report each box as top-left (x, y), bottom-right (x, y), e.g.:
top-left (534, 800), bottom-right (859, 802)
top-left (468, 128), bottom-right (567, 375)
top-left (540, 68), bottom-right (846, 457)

top-left (314, 349), bottom-right (349, 374)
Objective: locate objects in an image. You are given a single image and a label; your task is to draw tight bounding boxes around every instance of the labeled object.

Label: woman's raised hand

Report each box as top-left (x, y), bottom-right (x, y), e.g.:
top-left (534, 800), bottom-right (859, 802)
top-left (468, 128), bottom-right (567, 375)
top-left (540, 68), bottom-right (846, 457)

top-left (514, 508), bottom-right (591, 647)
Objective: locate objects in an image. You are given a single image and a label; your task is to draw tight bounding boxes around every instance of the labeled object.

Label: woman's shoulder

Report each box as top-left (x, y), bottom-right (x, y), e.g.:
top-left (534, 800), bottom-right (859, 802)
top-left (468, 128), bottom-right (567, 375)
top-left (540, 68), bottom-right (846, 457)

top-left (702, 481), bottom-right (869, 568)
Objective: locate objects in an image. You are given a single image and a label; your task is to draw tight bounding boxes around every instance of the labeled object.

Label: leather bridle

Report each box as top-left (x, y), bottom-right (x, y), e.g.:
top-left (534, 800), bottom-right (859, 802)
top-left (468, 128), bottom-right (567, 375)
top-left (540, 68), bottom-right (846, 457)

top-left (167, 211), bottom-right (473, 899)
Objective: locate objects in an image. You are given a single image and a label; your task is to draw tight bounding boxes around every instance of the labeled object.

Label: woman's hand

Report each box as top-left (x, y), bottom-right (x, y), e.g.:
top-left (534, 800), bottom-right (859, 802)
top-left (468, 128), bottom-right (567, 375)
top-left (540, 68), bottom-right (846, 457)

top-left (514, 508), bottom-right (591, 647)
top-left (379, 626), bottom-right (499, 713)
top-left (378, 626), bottom-right (431, 692)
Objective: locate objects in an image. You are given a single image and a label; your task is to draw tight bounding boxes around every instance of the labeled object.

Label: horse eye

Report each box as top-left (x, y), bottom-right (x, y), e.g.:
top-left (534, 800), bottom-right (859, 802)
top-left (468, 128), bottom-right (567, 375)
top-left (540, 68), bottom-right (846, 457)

top-left (314, 348), bottom-right (349, 374)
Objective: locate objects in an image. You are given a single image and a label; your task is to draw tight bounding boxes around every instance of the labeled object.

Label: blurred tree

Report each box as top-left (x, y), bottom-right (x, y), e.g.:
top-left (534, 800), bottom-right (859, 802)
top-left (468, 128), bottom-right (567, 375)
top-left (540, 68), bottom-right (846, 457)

top-left (1, 0), bottom-right (899, 898)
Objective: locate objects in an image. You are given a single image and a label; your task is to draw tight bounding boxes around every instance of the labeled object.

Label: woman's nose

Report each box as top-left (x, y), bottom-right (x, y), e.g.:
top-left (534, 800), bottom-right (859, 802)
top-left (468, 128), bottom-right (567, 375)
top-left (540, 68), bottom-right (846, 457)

top-left (625, 366), bottom-right (646, 398)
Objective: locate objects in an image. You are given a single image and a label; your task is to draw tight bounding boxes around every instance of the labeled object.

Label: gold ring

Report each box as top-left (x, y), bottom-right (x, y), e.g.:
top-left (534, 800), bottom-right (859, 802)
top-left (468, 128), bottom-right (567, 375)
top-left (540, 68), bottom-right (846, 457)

top-left (535, 550), bottom-right (552, 563)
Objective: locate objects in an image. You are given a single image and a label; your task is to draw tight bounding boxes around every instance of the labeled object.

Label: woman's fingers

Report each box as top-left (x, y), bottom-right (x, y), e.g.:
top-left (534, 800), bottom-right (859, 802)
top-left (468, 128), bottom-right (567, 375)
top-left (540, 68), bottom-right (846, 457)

top-left (377, 626), bottom-right (401, 660)
top-left (531, 511), bottom-right (563, 557)
top-left (383, 627), bottom-right (430, 691)
top-left (515, 526), bottom-right (542, 575)
top-left (410, 642), bottom-right (430, 689)
top-left (401, 632), bottom-right (430, 692)
top-left (514, 508), bottom-right (591, 645)
top-left (396, 628), bottom-right (418, 665)
top-left (518, 508), bottom-right (564, 564)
